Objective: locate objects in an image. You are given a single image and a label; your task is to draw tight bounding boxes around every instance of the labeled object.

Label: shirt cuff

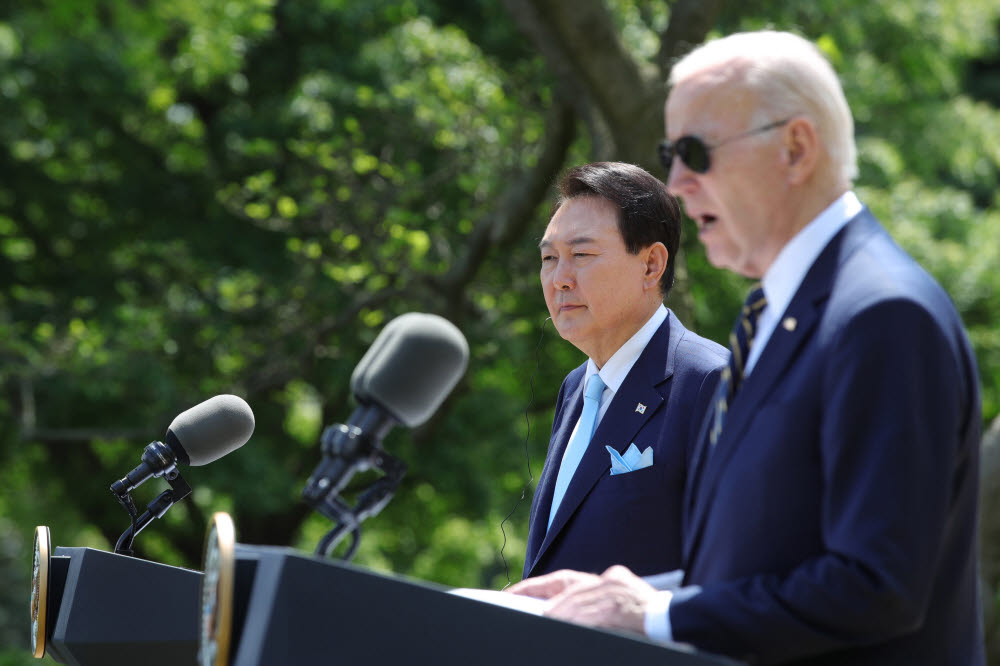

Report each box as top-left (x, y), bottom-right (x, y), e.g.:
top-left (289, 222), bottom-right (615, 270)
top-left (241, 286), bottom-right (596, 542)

top-left (643, 590), bottom-right (674, 643)
top-left (642, 569), bottom-right (684, 591)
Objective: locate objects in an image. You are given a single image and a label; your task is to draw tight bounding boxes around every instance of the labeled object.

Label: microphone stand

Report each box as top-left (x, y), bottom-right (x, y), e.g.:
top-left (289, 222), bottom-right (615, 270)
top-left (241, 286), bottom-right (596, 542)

top-left (303, 422), bottom-right (407, 561)
top-left (112, 470), bottom-right (192, 557)
top-left (313, 453), bottom-right (406, 560)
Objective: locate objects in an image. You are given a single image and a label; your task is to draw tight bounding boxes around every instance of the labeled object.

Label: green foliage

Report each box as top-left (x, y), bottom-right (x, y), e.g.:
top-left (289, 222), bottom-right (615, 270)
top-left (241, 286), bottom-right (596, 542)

top-left (0, 1), bottom-right (999, 661)
top-left (1, 0), bottom-right (556, 593)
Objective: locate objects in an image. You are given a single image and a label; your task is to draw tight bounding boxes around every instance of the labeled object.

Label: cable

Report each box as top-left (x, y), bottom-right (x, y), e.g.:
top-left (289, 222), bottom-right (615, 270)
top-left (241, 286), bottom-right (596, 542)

top-left (498, 317), bottom-right (550, 589)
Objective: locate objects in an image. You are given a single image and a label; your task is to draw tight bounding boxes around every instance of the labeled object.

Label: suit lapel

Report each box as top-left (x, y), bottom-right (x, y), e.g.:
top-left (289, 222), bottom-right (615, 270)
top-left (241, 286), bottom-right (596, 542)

top-left (528, 315), bottom-right (677, 576)
top-left (524, 370), bottom-right (584, 573)
top-left (683, 211), bottom-right (882, 565)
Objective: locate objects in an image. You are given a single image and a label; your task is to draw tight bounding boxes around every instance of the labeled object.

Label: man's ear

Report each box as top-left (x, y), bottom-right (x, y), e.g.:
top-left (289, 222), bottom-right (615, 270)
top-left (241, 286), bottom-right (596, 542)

top-left (784, 117), bottom-right (821, 185)
top-left (642, 242), bottom-right (668, 290)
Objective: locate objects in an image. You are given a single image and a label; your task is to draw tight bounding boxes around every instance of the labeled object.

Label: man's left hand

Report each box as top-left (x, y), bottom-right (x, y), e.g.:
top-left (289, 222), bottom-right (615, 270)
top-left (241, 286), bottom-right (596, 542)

top-left (544, 565), bottom-right (655, 635)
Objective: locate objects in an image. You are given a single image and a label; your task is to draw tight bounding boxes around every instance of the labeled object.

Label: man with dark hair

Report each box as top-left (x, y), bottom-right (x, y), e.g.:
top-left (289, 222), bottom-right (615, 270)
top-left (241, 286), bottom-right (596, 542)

top-left (524, 161), bottom-right (726, 579)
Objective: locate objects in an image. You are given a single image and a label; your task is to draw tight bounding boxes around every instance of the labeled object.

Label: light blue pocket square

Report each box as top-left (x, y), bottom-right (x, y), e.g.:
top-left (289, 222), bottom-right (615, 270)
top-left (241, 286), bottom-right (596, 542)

top-left (606, 443), bottom-right (654, 475)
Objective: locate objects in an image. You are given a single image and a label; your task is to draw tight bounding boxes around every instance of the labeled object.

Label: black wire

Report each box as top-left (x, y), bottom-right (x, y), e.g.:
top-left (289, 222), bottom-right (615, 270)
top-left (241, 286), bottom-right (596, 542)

top-left (498, 317), bottom-right (550, 590)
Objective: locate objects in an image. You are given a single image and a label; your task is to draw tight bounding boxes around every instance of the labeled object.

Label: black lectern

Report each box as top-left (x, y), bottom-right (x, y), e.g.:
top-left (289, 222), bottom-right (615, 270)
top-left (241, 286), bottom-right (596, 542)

top-left (32, 527), bottom-right (201, 665)
top-left (202, 516), bottom-right (741, 666)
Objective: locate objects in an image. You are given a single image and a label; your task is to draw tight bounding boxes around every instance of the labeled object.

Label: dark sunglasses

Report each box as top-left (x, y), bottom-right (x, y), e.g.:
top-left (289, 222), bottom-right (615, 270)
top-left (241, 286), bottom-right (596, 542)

top-left (658, 118), bottom-right (791, 175)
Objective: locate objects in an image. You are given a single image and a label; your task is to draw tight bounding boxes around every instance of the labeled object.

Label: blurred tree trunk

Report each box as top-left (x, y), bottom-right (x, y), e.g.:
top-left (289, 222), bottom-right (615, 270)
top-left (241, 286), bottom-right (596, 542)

top-left (501, 0), bottom-right (726, 328)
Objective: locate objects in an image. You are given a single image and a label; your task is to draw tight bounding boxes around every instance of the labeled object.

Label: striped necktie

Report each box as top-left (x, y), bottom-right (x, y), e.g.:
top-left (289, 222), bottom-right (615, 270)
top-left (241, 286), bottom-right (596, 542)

top-left (548, 373), bottom-right (606, 528)
top-left (709, 284), bottom-right (767, 447)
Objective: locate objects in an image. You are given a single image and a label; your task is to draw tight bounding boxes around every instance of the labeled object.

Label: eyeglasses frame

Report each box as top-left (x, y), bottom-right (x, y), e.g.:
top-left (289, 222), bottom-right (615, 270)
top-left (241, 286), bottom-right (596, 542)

top-left (658, 118), bottom-right (793, 175)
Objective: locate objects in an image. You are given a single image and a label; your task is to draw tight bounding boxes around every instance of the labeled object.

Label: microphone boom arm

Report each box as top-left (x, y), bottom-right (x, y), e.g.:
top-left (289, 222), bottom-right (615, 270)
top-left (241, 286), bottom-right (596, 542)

top-left (304, 422), bottom-right (407, 560)
top-left (112, 469), bottom-right (192, 556)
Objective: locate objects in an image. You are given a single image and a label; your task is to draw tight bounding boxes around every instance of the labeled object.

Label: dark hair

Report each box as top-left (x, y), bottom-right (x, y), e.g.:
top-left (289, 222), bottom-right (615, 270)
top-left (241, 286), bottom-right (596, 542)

top-left (555, 161), bottom-right (682, 296)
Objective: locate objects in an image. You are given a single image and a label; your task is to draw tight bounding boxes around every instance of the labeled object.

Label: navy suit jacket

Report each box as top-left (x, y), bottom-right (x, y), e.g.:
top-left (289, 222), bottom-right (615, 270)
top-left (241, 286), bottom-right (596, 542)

top-left (673, 210), bottom-right (984, 665)
top-left (524, 311), bottom-right (726, 579)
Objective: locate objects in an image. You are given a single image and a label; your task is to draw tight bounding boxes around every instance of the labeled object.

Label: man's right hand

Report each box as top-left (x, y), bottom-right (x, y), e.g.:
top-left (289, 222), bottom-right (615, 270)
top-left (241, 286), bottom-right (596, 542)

top-left (506, 569), bottom-right (599, 599)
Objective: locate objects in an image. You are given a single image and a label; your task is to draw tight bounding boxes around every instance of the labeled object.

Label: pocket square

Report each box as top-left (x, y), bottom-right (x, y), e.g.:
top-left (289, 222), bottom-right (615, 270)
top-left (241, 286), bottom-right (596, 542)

top-left (606, 443), bottom-right (654, 475)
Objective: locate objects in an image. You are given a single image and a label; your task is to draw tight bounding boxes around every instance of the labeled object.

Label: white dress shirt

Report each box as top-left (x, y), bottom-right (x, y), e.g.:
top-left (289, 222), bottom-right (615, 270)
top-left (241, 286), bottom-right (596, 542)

top-left (561, 304), bottom-right (667, 456)
top-left (586, 304), bottom-right (667, 417)
top-left (744, 191), bottom-right (862, 375)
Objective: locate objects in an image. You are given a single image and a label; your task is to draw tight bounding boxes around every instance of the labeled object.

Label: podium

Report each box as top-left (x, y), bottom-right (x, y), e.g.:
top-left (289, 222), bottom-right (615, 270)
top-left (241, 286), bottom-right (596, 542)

top-left (31, 527), bottom-right (202, 665)
top-left (202, 516), bottom-right (742, 666)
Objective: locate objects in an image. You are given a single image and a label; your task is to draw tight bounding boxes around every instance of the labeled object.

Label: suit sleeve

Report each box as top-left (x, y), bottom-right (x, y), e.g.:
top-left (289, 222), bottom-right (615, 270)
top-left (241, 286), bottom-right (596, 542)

top-left (669, 298), bottom-right (972, 663)
top-left (688, 361), bottom-right (723, 449)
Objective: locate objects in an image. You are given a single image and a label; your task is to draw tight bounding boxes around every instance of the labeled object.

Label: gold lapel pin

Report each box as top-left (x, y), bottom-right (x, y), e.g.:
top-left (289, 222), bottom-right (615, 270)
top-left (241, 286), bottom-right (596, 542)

top-left (635, 403), bottom-right (647, 414)
top-left (782, 317), bottom-right (797, 332)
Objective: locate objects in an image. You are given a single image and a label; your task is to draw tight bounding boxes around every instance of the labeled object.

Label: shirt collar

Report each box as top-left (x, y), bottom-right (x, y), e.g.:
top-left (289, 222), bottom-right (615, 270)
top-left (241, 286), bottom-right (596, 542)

top-left (761, 191), bottom-right (862, 318)
top-left (585, 304), bottom-right (667, 394)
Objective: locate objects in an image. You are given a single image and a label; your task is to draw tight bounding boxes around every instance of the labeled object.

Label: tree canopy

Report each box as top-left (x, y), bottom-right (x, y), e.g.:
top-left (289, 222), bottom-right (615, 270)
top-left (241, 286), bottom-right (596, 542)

top-left (1, 0), bottom-right (999, 662)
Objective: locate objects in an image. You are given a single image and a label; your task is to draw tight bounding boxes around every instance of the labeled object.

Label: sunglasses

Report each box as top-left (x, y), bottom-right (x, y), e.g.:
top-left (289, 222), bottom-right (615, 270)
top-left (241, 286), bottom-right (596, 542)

top-left (658, 118), bottom-right (791, 175)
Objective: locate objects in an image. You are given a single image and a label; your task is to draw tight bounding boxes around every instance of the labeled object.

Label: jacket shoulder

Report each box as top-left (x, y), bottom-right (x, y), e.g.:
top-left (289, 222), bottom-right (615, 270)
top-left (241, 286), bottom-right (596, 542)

top-left (673, 326), bottom-right (728, 376)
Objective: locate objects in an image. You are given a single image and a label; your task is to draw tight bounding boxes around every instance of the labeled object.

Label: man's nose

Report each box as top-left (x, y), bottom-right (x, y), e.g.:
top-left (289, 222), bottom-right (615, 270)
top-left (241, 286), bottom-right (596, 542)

top-left (552, 259), bottom-right (574, 290)
top-left (665, 158), bottom-right (697, 196)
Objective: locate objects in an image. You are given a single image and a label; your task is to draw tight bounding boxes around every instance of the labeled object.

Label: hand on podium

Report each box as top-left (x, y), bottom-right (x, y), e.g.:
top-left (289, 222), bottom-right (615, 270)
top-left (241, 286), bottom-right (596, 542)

top-left (507, 565), bottom-right (655, 636)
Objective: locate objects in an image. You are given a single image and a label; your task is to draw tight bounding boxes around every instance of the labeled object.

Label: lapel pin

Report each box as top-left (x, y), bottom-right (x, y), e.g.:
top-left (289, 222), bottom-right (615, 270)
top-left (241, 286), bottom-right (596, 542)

top-left (782, 317), bottom-right (797, 332)
top-left (635, 403), bottom-right (647, 414)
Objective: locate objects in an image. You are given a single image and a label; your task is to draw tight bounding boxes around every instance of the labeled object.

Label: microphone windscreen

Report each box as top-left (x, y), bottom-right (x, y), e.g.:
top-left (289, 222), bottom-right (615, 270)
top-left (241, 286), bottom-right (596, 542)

top-left (166, 394), bottom-right (255, 466)
top-left (350, 313), bottom-right (469, 428)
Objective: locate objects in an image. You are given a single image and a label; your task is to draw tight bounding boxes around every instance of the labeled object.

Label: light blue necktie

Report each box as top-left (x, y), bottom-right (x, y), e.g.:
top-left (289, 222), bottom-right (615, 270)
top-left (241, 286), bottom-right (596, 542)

top-left (548, 373), bottom-right (606, 528)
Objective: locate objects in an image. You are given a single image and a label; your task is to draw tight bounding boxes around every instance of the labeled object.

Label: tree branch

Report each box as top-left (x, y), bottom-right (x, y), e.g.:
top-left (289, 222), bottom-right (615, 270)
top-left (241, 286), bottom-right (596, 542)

top-left (244, 286), bottom-right (408, 396)
top-left (502, 0), bottom-right (661, 165)
top-left (500, 0), bottom-right (607, 150)
top-left (657, 0), bottom-right (726, 77)
top-left (438, 100), bottom-right (576, 300)
top-left (21, 428), bottom-right (152, 442)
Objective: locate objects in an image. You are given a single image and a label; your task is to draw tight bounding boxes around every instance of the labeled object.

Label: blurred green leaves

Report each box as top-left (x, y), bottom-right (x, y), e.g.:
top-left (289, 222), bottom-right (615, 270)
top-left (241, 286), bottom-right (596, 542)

top-left (0, 2), bottom-right (998, 662)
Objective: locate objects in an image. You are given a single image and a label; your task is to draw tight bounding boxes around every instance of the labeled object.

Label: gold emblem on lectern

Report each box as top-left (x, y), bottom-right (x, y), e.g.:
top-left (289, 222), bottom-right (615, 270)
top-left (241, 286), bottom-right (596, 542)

top-left (199, 513), bottom-right (236, 666)
top-left (30, 526), bottom-right (51, 659)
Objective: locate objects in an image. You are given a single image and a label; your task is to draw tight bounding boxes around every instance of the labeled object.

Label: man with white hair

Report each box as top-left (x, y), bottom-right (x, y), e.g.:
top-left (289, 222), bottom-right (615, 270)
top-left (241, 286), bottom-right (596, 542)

top-left (510, 30), bottom-right (984, 665)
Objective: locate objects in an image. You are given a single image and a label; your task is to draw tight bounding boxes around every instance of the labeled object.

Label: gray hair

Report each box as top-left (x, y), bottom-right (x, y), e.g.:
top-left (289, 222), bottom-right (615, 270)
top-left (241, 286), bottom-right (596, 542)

top-left (669, 31), bottom-right (857, 185)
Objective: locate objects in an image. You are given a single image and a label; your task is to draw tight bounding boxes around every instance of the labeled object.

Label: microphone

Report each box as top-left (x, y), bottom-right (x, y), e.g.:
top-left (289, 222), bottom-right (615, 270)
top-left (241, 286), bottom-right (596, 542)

top-left (303, 313), bottom-right (468, 556)
top-left (110, 395), bottom-right (254, 556)
top-left (111, 395), bottom-right (255, 495)
top-left (350, 312), bottom-right (470, 427)
top-left (304, 313), bottom-right (468, 501)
